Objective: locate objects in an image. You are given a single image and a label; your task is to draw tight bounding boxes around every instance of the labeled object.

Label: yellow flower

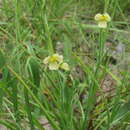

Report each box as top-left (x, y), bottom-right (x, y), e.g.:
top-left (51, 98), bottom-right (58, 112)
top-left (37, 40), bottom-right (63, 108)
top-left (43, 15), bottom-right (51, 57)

top-left (60, 62), bottom-right (70, 71)
top-left (43, 53), bottom-right (69, 71)
top-left (94, 13), bottom-right (111, 28)
top-left (43, 54), bottom-right (63, 70)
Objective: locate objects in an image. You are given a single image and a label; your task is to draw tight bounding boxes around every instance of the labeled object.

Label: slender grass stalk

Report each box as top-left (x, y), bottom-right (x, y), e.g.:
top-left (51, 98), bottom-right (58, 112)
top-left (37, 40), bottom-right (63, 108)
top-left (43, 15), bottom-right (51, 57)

top-left (104, 0), bottom-right (110, 12)
top-left (24, 88), bottom-right (35, 130)
top-left (111, 0), bottom-right (118, 18)
top-left (11, 81), bottom-right (20, 124)
top-left (44, 14), bottom-right (54, 54)
top-left (14, 0), bottom-right (21, 44)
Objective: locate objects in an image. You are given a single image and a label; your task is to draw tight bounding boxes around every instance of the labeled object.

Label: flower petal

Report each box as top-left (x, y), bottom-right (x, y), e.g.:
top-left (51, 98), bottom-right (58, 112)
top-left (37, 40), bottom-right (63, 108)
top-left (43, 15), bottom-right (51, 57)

top-left (94, 13), bottom-right (102, 21)
top-left (60, 62), bottom-right (69, 71)
top-left (103, 13), bottom-right (111, 21)
top-left (49, 62), bottom-right (59, 70)
top-left (43, 56), bottom-right (50, 64)
top-left (53, 53), bottom-right (63, 63)
top-left (98, 21), bottom-right (107, 28)
top-left (58, 55), bottom-right (63, 63)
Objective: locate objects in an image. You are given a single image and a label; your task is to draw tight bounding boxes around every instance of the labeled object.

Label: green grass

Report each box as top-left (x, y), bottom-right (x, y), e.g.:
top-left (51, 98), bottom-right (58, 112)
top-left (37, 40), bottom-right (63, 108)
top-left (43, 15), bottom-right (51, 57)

top-left (0, 0), bottom-right (130, 129)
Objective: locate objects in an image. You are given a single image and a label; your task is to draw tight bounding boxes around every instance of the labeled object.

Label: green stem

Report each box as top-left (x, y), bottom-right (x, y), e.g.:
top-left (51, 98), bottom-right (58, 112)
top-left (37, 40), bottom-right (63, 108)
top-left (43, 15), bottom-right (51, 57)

top-left (14, 0), bottom-right (21, 43)
top-left (12, 81), bottom-right (20, 123)
top-left (95, 29), bottom-right (105, 76)
top-left (104, 0), bottom-right (110, 12)
top-left (24, 88), bottom-right (35, 130)
top-left (44, 14), bottom-right (54, 54)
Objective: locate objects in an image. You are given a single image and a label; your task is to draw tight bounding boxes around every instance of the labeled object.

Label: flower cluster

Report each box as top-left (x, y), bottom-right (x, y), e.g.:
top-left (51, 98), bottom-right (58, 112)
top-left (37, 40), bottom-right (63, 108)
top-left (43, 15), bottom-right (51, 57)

top-left (43, 53), bottom-right (69, 71)
top-left (94, 13), bottom-right (111, 28)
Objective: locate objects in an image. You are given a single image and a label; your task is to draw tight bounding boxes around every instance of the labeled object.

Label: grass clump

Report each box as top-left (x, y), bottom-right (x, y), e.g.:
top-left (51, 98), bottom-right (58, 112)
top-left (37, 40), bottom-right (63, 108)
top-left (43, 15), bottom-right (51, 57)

top-left (0, 0), bottom-right (130, 129)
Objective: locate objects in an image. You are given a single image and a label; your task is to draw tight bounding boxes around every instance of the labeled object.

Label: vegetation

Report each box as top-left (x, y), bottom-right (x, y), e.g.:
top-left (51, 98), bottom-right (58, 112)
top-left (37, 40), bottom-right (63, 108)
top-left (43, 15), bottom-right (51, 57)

top-left (0, 0), bottom-right (130, 129)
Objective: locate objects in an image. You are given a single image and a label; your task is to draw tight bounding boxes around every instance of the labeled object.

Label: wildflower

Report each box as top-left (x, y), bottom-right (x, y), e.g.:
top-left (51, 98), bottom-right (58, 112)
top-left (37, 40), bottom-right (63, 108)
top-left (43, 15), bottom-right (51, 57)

top-left (43, 53), bottom-right (69, 71)
top-left (43, 54), bottom-right (63, 70)
top-left (94, 13), bottom-right (111, 28)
